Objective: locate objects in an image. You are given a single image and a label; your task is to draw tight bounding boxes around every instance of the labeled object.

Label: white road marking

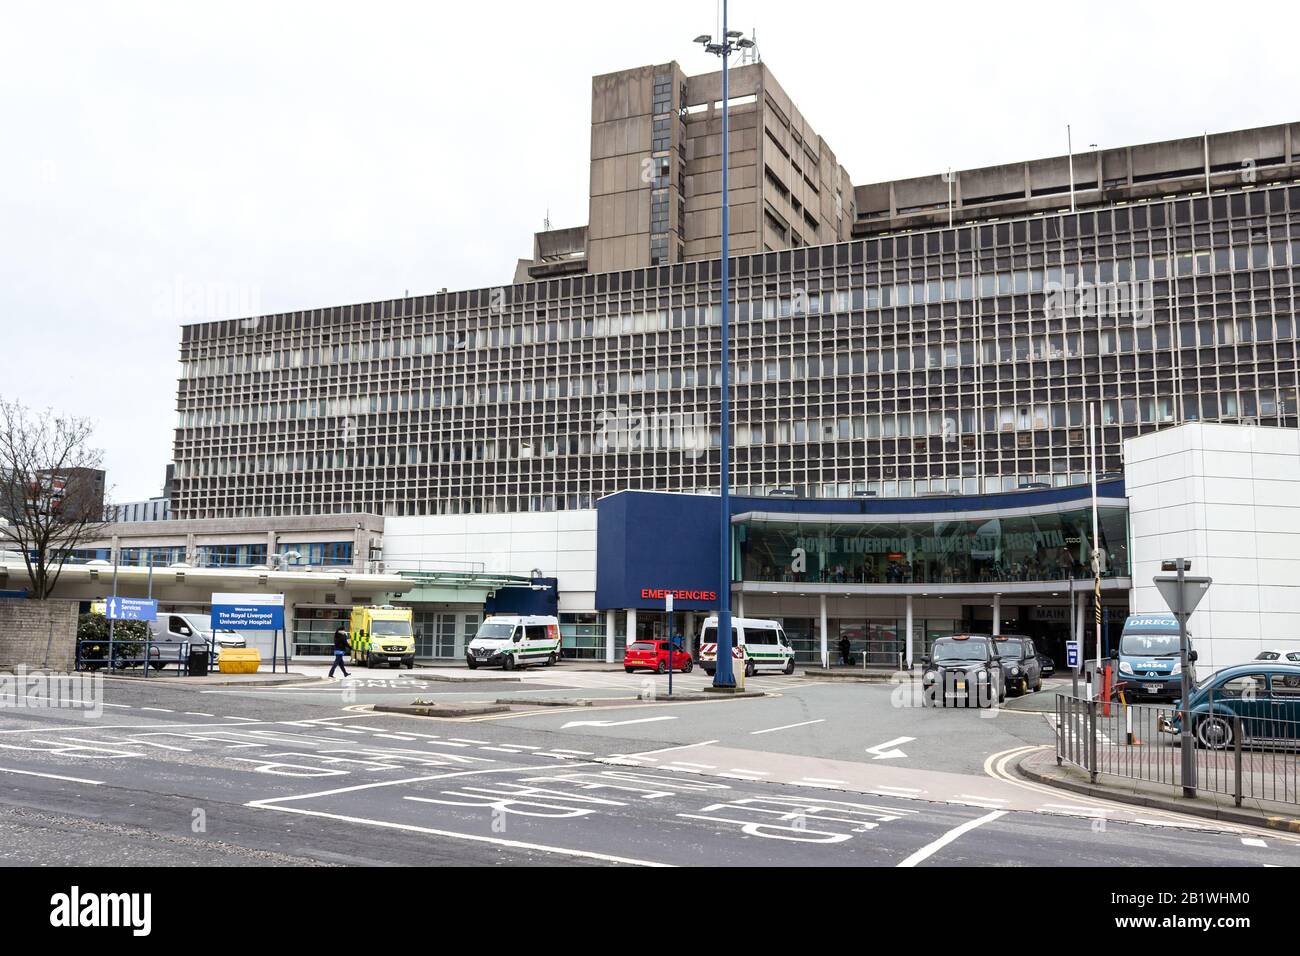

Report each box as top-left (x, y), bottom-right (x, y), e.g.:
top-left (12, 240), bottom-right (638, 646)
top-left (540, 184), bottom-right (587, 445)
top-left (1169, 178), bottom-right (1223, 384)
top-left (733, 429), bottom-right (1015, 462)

top-left (800, 777), bottom-right (849, 785)
top-left (449, 738), bottom-right (490, 745)
top-left (139, 707), bottom-right (173, 713)
top-left (955, 794), bottom-right (1008, 804)
top-left (222, 716), bottom-right (259, 722)
top-left (865, 736), bottom-right (915, 760)
top-left (750, 719), bottom-right (825, 735)
top-left (896, 810), bottom-right (1008, 867)
top-left (561, 716), bottom-right (678, 729)
top-left (0, 767), bottom-right (103, 785)
top-left (548, 749), bottom-right (593, 755)
top-left (254, 802), bottom-right (671, 865)
top-left (726, 769), bottom-right (771, 776)
top-left (1242, 838), bottom-right (1268, 847)
top-left (373, 734), bottom-right (417, 741)
top-left (620, 740), bottom-right (719, 758)
top-left (871, 785), bottom-right (924, 794)
top-left (184, 712), bottom-right (213, 717)
top-left (666, 761), bottom-right (715, 769)
top-left (102, 703), bottom-right (130, 709)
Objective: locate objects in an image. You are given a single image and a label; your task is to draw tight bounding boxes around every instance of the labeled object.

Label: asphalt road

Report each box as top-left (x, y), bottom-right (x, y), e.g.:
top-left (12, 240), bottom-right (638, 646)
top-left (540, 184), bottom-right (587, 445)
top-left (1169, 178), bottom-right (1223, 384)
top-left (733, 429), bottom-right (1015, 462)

top-left (1, 667), bottom-right (1296, 867)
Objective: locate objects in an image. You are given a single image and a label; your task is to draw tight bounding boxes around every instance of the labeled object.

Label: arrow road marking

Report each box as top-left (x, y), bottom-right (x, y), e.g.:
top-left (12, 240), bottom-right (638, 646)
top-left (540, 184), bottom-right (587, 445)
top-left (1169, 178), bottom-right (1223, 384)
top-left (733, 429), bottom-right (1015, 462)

top-left (865, 736), bottom-right (915, 760)
top-left (561, 716), bottom-right (679, 730)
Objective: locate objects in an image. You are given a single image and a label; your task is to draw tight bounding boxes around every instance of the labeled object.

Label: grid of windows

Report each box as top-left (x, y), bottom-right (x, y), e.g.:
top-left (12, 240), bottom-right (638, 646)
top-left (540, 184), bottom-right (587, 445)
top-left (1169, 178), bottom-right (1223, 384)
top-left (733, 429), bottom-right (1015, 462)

top-left (173, 183), bottom-right (1300, 519)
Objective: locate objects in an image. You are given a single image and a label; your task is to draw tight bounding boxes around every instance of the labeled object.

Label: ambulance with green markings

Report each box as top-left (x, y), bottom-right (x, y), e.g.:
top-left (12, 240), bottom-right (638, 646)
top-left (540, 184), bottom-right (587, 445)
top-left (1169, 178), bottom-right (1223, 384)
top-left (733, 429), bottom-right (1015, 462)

top-left (350, 605), bottom-right (416, 669)
top-left (465, 615), bottom-right (562, 670)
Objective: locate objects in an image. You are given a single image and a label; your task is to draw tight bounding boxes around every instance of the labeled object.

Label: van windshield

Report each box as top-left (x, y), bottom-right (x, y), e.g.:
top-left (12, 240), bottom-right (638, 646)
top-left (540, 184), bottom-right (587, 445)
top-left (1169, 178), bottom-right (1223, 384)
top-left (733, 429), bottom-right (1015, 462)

top-left (701, 626), bottom-right (738, 644)
top-left (371, 620), bottom-right (412, 638)
top-left (1120, 634), bottom-right (1180, 657)
top-left (475, 622), bottom-right (515, 641)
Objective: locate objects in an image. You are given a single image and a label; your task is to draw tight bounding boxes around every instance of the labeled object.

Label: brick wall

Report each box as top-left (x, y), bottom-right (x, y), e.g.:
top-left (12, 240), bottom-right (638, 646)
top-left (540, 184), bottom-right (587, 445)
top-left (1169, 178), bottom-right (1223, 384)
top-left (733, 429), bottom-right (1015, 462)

top-left (0, 599), bottom-right (79, 671)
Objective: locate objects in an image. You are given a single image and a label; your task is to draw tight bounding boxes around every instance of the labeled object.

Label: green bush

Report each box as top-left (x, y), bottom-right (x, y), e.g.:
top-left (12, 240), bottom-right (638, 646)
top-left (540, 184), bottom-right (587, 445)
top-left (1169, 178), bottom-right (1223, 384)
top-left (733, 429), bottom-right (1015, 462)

top-left (77, 612), bottom-right (150, 664)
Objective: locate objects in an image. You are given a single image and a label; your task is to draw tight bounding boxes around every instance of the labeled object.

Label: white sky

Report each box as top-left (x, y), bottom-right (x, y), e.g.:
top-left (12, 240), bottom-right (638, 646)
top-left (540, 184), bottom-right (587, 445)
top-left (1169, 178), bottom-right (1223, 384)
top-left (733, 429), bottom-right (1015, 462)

top-left (3, 0), bottom-right (1297, 501)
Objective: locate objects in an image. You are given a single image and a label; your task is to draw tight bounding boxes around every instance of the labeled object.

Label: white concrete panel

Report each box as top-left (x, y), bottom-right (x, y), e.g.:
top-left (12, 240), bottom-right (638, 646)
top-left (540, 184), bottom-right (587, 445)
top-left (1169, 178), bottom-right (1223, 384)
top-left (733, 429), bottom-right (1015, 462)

top-left (1201, 503), bottom-right (1257, 532)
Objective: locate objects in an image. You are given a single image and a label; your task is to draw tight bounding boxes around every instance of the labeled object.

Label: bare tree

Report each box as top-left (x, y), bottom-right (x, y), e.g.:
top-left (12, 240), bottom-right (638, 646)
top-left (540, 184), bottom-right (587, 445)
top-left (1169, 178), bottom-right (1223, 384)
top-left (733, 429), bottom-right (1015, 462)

top-left (0, 399), bottom-right (111, 599)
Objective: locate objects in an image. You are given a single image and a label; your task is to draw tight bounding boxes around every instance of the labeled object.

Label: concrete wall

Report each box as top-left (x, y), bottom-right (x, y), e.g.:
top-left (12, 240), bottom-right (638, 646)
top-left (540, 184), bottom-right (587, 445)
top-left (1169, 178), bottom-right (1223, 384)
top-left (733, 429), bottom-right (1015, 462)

top-left (0, 599), bottom-right (79, 671)
top-left (1125, 423), bottom-right (1300, 672)
top-left (384, 512), bottom-right (598, 612)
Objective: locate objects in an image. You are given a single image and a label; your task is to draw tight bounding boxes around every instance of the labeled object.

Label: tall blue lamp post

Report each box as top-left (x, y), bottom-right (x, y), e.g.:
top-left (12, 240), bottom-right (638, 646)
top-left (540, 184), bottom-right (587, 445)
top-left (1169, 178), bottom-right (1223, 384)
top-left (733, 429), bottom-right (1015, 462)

top-left (695, 9), bottom-right (754, 688)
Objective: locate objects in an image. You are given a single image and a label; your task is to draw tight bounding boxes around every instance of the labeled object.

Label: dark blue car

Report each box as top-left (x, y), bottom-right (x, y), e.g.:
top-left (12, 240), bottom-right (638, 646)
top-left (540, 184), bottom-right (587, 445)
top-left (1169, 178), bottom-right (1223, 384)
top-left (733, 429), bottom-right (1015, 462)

top-left (1162, 663), bottom-right (1300, 749)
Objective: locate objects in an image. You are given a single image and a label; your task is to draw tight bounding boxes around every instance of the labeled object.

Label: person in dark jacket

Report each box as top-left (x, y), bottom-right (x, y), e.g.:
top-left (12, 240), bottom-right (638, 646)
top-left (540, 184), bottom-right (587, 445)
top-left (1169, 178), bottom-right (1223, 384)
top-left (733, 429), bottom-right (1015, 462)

top-left (329, 623), bottom-right (350, 678)
top-left (838, 635), bottom-right (852, 666)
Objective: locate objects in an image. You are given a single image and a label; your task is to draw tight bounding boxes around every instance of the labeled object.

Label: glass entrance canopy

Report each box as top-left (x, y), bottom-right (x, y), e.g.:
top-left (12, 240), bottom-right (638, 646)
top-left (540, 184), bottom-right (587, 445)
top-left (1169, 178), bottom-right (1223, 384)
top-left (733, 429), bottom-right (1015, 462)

top-left (734, 505), bottom-right (1128, 586)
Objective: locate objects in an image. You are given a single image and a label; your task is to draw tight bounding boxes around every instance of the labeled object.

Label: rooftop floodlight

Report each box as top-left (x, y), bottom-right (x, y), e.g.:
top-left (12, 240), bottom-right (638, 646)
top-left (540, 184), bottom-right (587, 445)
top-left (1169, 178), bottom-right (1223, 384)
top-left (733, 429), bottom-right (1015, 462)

top-left (737, 38), bottom-right (755, 48)
top-left (726, 29), bottom-right (743, 38)
top-left (706, 43), bottom-right (724, 54)
top-left (694, 34), bottom-right (711, 44)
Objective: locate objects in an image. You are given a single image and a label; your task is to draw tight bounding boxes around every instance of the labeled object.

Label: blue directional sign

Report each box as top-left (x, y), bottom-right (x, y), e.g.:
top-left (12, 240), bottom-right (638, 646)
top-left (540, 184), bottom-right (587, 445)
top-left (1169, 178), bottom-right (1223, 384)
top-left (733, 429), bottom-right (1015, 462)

top-left (105, 597), bottom-right (158, 622)
top-left (1065, 639), bottom-right (1080, 669)
top-left (211, 592), bottom-right (285, 631)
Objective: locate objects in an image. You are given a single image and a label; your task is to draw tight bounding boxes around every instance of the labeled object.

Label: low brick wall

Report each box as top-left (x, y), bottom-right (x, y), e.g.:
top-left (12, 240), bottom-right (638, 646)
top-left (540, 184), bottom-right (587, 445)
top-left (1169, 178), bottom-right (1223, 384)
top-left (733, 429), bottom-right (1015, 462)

top-left (0, 599), bottom-right (79, 672)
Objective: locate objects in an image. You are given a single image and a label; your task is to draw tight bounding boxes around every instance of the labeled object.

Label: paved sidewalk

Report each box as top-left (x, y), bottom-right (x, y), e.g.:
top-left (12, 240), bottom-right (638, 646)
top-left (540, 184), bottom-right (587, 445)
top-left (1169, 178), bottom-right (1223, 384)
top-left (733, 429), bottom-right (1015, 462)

top-left (1016, 745), bottom-right (1300, 832)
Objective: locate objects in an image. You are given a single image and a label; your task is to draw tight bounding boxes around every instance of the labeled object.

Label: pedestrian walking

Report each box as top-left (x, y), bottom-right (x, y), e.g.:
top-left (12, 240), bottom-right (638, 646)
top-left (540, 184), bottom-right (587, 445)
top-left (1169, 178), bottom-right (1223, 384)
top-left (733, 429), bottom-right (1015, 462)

top-left (329, 622), bottom-right (350, 678)
top-left (838, 634), bottom-right (852, 666)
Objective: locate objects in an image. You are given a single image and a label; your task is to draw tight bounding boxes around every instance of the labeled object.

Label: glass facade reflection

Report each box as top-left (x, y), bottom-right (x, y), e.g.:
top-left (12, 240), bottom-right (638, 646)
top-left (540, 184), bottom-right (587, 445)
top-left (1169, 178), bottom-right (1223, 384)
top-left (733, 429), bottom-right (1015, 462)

top-left (736, 506), bottom-right (1128, 585)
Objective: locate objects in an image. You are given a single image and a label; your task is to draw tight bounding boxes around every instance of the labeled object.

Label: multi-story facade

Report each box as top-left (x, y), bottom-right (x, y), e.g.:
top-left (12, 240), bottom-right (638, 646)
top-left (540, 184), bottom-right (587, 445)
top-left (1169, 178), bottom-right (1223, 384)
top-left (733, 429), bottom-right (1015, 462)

top-left (515, 59), bottom-right (855, 281)
top-left (173, 117), bottom-right (1299, 522)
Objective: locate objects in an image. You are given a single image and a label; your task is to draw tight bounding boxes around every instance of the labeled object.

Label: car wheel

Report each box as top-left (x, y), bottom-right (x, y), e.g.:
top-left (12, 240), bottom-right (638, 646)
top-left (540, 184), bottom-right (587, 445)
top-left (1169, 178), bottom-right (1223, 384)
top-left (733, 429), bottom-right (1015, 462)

top-left (703, 667), bottom-right (715, 677)
top-left (1034, 677), bottom-right (1043, 692)
top-left (466, 658), bottom-right (478, 670)
top-left (1195, 715), bottom-right (1233, 750)
top-left (546, 653), bottom-right (557, 667)
top-left (683, 660), bottom-right (694, 673)
top-left (1021, 678), bottom-right (1029, 695)
top-left (654, 660), bottom-right (666, 674)
top-left (502, 654), bottom-right (515, 672)
top-left (783, 658), bottom-right (795, 675)
top-left (745, 660), bottom-right (756, 678)
top-left (624, 666), bottom-right (635, 674)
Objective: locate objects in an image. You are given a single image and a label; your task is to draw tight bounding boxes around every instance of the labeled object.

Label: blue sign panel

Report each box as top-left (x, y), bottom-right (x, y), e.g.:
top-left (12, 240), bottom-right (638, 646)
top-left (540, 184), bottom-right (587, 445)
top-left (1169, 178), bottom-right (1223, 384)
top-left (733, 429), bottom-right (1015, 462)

top-left (211, 593), bottom-right (284, 631)
top-left (1065, 639), bottom-right (1080, 669)
top-left (105, 597), bottom-right (158, 622)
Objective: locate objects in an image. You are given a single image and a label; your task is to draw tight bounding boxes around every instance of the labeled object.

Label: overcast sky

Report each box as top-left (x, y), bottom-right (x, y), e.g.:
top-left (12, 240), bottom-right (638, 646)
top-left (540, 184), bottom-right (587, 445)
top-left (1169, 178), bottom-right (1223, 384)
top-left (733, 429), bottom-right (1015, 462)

top-left (3, 0), bottom-right (1297, 501)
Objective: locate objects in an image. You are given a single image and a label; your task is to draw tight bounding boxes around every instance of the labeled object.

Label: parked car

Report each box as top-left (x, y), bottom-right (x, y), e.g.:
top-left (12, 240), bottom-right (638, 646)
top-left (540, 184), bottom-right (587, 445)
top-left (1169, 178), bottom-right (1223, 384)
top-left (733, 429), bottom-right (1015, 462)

top-left (623, 639), bottom-right (693, 674)
top-left (1160, 663), bottom-right (1300, 750)
top-left (1037, 651), bottom-right (1056, 677)
top-left (1254, 649), bottom-right (1300, 664)
top-left (1116, 613), bottom-right (1196, 701)
top-left (992, 635), bottom-right (1043, 695)
top-left (149, 612), bottom-right (245, 668)
top-left (921, 635), bottom-right (1006, 708)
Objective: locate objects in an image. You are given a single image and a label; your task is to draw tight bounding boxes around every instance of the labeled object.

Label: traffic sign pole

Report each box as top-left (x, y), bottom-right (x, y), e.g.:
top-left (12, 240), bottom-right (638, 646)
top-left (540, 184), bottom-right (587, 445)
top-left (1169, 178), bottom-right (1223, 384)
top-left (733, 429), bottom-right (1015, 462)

top-left (1154, 562), bottom-right (1211, 798)
top-left (665, 593), bottom-right (674, 697)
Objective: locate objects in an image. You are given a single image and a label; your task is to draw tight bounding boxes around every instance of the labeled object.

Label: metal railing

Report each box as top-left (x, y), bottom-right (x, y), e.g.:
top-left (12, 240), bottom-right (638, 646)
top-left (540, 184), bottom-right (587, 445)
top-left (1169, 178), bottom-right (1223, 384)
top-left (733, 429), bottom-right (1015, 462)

top-left (1054, 694), bottom-right (1300, 807)
top-left (75, 639), bottom-right (208, 676)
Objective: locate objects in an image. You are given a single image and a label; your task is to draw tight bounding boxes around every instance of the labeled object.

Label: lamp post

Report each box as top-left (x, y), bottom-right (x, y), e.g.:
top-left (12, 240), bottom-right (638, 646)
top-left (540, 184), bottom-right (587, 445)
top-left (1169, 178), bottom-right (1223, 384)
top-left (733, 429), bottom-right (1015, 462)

top-left (695, 8), bottom-right (754, 689)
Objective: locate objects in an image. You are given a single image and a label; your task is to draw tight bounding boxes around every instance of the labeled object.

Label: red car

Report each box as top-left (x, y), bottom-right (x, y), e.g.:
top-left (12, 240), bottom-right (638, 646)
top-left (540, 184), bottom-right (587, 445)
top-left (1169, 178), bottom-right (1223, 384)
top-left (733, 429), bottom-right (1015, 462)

top-left (624, 639), bottom-right (693, 674)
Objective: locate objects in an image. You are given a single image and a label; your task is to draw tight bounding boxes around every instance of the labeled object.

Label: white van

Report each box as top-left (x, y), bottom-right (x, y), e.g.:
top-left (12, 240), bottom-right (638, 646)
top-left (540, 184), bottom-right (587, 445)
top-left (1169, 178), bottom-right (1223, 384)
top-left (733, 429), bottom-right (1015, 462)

top-left (148, 612), bottom-right (246, 663)
top-left (466, 615), bottom-right (562, 670)
top-left (698, 616), bottom-right (796, 677)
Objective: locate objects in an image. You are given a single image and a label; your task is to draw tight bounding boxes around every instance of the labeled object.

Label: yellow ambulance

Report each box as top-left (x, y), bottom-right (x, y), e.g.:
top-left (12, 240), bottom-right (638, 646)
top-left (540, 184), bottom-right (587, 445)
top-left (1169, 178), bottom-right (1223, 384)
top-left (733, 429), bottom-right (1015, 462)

top-left (349, 605), bottom-right (415, 668)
